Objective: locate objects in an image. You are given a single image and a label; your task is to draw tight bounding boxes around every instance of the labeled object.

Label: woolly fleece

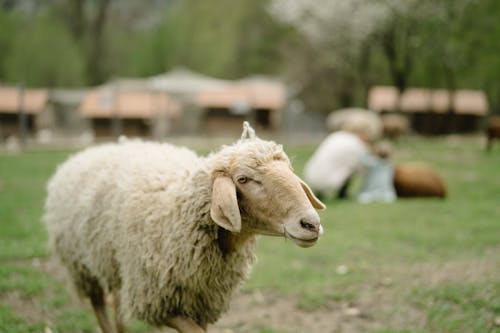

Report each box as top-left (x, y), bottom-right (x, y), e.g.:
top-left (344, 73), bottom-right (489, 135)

top-left (44, 137), bottom-right (289, 327)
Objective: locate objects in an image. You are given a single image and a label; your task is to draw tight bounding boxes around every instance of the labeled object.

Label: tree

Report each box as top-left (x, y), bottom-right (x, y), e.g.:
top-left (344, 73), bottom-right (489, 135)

top-left (462, 0), bottom-right (500, 115)
top-left (4, 15), bottom-right (85, 86)
top-left (270, 0), bottom-right (393, 112)
top-left (374, 1), bottom-right (422, 98)
top-left (0, 9), bottom-right (18, 79)
top-left (155, 0), bottom-right (290, 78)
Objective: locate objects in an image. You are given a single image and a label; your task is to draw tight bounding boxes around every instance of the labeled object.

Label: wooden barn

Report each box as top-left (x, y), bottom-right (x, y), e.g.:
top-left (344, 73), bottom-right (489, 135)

top-left (197, 77), bottom-right (286, 134)
top-left (368, 86), bottom-right (488, 134)
top-left (0, 86), bottom-right (49, 140)
top-left (148, 69), bottom-right (287, 134)
top-left (79, 87), bottom-right (181, 139)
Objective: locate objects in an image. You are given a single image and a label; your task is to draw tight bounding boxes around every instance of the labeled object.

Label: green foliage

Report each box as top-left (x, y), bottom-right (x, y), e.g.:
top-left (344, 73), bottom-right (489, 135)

top-left (158, 0), bottom-right (290, 78)
top-left (111, 30), bottom-right (169, 77)
top-left (3, 14), bottom-right (85, 87)
top-left (0, 10), bottom-right (19, 79)
top-left (1, 1), bottom-right (500, 113)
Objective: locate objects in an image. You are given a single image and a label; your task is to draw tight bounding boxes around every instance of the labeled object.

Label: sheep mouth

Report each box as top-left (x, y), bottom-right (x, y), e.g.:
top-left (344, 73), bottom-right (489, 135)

top-left (284, 229), bottom-right (319, 248)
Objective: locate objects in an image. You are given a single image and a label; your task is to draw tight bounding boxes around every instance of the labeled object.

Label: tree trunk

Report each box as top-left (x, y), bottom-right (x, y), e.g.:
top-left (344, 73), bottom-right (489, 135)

top-left (87, 0), bottom-right (111, 85)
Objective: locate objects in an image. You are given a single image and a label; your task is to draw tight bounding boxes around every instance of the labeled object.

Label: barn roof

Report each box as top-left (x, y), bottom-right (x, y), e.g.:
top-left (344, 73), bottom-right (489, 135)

top-left (368, 86), bottom-right (488, 115)
top-left (148, 68), bottom-right (230, 95)
top-left (0, 86), bottom-right (48, 114)
top-left (79, 88), bottom-right (181, 119)
top-left (197, 77), bottom-right (286, 110)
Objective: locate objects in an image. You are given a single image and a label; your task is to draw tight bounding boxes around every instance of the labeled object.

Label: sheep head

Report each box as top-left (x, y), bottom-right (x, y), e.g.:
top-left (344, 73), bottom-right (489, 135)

top-left (210, 122), bottom-right (325, 248)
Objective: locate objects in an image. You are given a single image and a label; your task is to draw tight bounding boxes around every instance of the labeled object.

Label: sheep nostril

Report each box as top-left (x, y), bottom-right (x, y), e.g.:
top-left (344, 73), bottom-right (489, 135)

top-left (300, 219), bottom-right (318, 232)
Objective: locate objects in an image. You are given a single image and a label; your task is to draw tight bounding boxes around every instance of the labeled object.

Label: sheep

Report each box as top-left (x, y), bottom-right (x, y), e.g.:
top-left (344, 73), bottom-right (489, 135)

top-left (393, 163), bottom-right (447, 198)
top-left (304, 130), bottom-right (369, 200)
top-left (486, 116), bottom-right (500, 151)
top-left (43, 122), bottom-right (325, 333)
top-left (326, 108), bottom-right (383, 143)
top-left (381, 113), bottom-right (410, 140)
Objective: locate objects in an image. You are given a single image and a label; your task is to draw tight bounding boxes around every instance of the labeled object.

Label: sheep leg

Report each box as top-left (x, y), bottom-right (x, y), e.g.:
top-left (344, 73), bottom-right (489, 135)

top-left (166, 316), bottom-right (206, 333)
top-left (112, 290), bottom-right (126, 333)
top-left (90, 291), bottom-right (116, 333)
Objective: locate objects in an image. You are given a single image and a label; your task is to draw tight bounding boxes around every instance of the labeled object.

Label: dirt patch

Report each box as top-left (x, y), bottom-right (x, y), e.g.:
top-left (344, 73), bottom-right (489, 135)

top-left (3, 253), bottom-right (497, 333)
top-left (0, 257), bottom-right (424, 333)
top-left (211, 290), bottom-right (381, 333)
top-left (1, 290), bottom-right (48, 324)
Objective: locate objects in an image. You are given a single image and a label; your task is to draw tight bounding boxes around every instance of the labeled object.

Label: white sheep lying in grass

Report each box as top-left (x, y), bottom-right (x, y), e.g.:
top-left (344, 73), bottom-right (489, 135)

top-left (44, 122), bottom-right (325, 333)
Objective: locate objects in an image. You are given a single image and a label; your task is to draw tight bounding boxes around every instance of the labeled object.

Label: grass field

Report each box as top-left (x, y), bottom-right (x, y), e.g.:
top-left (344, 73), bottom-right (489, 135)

top-left (0, 136), bottom-right (499, 333)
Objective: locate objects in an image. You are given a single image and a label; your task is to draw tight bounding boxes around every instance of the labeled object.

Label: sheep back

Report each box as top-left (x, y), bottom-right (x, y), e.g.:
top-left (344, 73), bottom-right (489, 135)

top-left (44, 140), bottom-right (257, 327)
top-left (393, 163), bottom-right (447, 198)
top-left (326, 108), bottom-right (382, 142)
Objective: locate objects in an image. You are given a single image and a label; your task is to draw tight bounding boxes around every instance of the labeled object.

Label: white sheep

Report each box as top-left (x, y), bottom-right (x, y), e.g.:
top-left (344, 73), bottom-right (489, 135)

top-left (44, 122), bottom-right (325, 333)
top-left (326, 107), bottom-right (383, 143)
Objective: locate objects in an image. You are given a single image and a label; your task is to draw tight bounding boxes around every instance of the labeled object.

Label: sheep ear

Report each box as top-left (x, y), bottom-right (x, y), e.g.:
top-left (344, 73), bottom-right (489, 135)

top-left (298, 177), bottom-right (326, 210)
top-left (210, 176), bottom-right (242, 232)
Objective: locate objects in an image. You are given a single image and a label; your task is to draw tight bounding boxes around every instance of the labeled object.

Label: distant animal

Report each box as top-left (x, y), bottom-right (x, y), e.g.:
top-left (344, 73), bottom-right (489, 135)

top-left (381, 113), bottom-right (410, 140)
top-left (304, 131), bottom-right (369, 199)
top-left (393, 163), bottom-right (447, 198)
top-left (44, 122), bottom-right (325, 333)
top-left (486, 116), bottom-right (500, 151)
top-left (326, 108), bottom-right (383, 143)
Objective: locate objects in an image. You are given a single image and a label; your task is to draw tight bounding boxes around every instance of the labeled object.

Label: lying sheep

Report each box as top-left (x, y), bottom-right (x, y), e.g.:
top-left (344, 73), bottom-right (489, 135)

top-left (486, 116), bottom-right (500, 151)
top-left (326, 108), bottom-right (383, 143)
top-left (393, 163), bottom-right (447, 198)
top-left (44, 122), bottom-right (325, 333)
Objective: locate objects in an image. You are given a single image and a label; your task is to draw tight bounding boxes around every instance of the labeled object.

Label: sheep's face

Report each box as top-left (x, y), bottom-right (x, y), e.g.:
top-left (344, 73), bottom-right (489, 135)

top-left (210, 141), bottom-right (325, 248)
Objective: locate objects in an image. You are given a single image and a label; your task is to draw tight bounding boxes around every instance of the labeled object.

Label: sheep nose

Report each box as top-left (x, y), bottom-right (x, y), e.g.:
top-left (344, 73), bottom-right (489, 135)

top-left (300, 219), bottom-right (319, 232)
top-left (299, 211), bottom-right (321, 233)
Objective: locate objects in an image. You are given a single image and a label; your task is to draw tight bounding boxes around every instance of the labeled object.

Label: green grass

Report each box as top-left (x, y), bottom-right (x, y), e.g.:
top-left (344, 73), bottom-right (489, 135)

top-left (0, 137), bottom-right (499, 332)
top-left (0, 150), bottom-right (70, 260)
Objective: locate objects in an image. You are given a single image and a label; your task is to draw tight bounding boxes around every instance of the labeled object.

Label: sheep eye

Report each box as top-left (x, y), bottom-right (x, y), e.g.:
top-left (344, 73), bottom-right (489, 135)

top-left (237, 176), bottom-right (248, 184)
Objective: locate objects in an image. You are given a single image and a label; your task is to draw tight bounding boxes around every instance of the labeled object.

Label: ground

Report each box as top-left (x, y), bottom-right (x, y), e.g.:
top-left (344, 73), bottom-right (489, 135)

top-left (0, 135), bottom-right (499, 333)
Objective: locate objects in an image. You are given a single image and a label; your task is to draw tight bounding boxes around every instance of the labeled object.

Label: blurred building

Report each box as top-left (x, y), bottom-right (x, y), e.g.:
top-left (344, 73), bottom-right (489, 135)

top-left (197, 76), bottom-right (286, 134)
top-left (78, 68), bottom-right (288, 138)
top-left (79, 86), bottom-right (181, 139)
top-left (150, 68), bottom-right (286, 134)
top-left (148, 68), bottom-right (230, 98)
top-left (368, 86), bottom-right (488, 134)
top-left (0, 86), bottom-right (48, 139)
top-left (49, 88), bottom-right (88, 135)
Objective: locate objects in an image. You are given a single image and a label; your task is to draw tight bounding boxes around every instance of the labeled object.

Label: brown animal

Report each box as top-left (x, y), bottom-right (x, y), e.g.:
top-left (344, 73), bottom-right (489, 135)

top-left (486, 116), bottom-right (500, 151)
top-left (393, 163), bottom-right (447, 198)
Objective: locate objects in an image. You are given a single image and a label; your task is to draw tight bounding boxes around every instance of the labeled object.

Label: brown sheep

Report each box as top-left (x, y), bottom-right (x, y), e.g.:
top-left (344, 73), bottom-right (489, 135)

top-left (393, 163), bottom-right (447, 198)
top-left (486, 116), bottom-right (500, 151)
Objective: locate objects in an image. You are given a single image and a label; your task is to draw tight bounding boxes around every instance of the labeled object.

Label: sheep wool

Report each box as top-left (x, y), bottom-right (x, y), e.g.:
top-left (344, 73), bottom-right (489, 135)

top-left (326, 108), bottom-right (383, 143)
top-left (44, 137), bottom-right (293, 327)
